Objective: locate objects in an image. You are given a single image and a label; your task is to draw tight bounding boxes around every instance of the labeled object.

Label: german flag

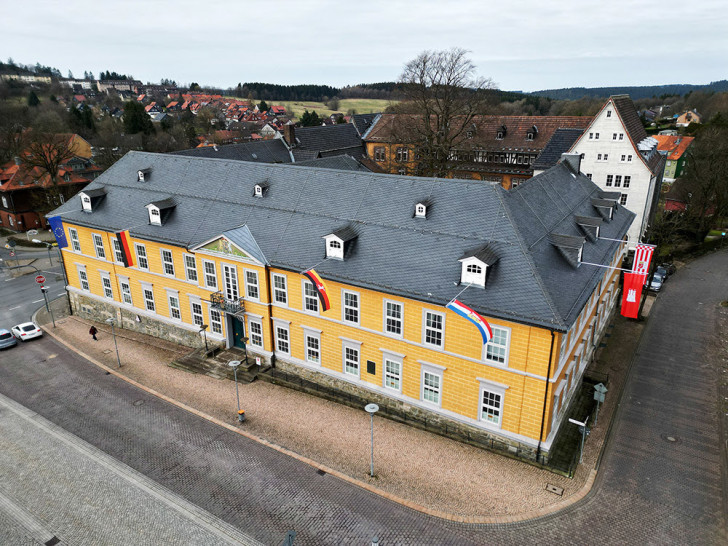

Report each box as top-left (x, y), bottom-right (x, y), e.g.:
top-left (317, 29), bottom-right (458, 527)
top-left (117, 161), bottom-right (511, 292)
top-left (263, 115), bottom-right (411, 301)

top-left (116, 230), bottom-right (136, 268)
top-left (303, 269), bottom-right (331, 312)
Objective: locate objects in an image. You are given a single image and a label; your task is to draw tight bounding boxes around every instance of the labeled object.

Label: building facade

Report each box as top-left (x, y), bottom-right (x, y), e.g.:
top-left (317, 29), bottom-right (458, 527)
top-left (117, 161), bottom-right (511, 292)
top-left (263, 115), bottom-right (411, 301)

top-left (569, 95), bottom-right (664, 245)
top-left (50, 152), bottom-right (631, 461)
top-left (653, 134), bottom-right (694, 182)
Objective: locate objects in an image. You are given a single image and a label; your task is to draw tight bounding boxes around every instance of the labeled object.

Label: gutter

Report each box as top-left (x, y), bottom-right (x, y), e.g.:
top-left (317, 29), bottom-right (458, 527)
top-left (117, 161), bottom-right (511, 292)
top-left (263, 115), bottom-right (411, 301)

top-left (536, 329), bottom-right (556, 461)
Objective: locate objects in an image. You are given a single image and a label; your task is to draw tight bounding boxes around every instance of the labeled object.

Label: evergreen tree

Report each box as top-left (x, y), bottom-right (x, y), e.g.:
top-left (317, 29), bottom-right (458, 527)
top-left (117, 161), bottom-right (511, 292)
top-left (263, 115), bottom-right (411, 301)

top-left (27, 91), bottom-right (40, 107)
top-left (123, 101), bottom-right (155, 135)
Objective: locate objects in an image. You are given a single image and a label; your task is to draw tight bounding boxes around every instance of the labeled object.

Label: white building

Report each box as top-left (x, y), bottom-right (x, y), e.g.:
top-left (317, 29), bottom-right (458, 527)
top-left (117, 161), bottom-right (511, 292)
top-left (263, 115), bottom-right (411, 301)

top-left (569, 95), bottom-right (664, 245)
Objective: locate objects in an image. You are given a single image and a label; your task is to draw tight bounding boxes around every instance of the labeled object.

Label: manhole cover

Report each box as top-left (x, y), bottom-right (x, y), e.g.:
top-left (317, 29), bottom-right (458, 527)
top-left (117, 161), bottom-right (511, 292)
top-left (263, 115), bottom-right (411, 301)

top-left (545, 483), bottom-right (564, 496)
top-left (103, 349), bottom-right (112, 354)
top-left (133, 399), bottom-right (144, 407)
top-left (316, 469), bottom-right (326, 476)
top-left (660, 433), bottom-right (681, 444)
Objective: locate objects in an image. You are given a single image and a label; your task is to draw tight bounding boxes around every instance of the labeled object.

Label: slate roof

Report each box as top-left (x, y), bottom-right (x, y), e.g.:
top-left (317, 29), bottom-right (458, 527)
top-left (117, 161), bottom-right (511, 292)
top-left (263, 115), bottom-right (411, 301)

top-left (294, 155), bottom-right (371, 172)
top-left (291, 124), bottom-right (364, 161)
top-left (533, 128), bottom-right (585, 170)
top-left (609, 96), bottom-right (664, 174)
top-left (351, 113), bottom-right (380, 136)
top-left (171, 140), bottom-right (292, 164)
top-left (48, 151), bottom-right (634, 332)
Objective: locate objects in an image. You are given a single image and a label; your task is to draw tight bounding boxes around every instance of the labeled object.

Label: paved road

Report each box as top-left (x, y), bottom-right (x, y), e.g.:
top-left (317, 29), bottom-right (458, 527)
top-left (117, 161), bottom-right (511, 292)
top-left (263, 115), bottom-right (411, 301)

top-left (0, 250), bottom-right (725, 544)
top-left (0, 255), bottom-right (66, 326)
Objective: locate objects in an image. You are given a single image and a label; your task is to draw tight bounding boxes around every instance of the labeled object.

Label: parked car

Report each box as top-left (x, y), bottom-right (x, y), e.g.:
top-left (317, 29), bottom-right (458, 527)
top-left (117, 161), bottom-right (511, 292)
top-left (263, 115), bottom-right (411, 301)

top-left (659, 263), bottom-right (676, 278)
top-left (644, 272), bottom-right (664, 292)
top-left (0, 329), bottom-right (17, 349)
top-left (11, 322), bottom-right (43, 341)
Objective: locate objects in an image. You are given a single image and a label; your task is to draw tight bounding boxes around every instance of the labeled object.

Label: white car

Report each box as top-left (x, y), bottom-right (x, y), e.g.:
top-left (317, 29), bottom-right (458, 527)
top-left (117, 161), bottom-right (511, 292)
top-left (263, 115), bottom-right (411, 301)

top-left (11, 322), bottom-right (43, 341)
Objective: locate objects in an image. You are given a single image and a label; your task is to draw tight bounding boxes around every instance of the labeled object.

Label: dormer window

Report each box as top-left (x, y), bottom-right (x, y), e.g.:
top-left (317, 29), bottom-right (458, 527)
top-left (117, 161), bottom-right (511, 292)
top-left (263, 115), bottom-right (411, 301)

top-left (81, 195), bottom-right (91, 211)
top-left (526, 125), bottom-right (537, 141)
top-left (496, 131), bottom-right (504, 140)
top-left (323, 226), bottom-right (358, 261)
top-left (145, 197), bottom-right (176, 226)
top-left (137, 168), bottom-right (151, 182)
top-left (466, 131), bottom-right (473, 139)
top-left (79, 188), bottom-right (106, 213)
top-left (254, 184), bottom-right (263, 197)
top-left (415, 203), bottom-right (426, 218)
top-left (149, 206), bottom-right (161, 225)
top-left (458, 244), bottom-right (499, 288)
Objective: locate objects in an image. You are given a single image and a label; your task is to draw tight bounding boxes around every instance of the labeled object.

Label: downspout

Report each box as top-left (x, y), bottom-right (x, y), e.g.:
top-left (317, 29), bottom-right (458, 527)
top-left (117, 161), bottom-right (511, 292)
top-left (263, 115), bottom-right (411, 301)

top-left (536, 329), bottom-right (556, 462)
top-left (264, 264), bottom-right (276, 368)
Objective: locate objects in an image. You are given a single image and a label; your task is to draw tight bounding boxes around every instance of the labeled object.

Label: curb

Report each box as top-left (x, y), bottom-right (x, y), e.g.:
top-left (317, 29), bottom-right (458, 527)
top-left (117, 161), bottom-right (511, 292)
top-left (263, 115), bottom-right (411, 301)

top-left (39, 322), bottom-right (600, 525)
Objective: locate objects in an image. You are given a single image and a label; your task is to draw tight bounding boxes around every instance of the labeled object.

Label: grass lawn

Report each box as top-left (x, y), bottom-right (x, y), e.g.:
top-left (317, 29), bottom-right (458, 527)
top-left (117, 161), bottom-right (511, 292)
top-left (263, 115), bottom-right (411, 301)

top-left (281, 98), bottom-right (395, 120)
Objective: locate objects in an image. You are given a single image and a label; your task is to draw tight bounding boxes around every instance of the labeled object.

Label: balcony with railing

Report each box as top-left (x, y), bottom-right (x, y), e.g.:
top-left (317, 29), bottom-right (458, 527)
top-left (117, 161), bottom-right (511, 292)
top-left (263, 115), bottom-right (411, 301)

top-left (210, 291), bottom-right (245, 315)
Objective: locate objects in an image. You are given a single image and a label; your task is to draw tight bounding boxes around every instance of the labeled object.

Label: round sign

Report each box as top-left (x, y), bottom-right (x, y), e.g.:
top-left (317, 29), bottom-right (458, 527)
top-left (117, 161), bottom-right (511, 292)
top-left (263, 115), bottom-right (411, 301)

top-left (35, 275), bottom-right (46, 284)
top-left (9, 251), bottom-right (15, 257)
top-left (364, 403), bottom-right (380, 414)
top-left (28, 229), bottom-right (38, 235)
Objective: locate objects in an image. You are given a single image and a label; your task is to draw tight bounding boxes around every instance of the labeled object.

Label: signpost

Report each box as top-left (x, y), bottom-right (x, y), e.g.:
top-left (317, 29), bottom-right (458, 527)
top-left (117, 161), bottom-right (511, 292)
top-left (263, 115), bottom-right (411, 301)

top-left (35, 275), bottom-right (46, 284)
top-left (593, 383), bottom-right (608, 425)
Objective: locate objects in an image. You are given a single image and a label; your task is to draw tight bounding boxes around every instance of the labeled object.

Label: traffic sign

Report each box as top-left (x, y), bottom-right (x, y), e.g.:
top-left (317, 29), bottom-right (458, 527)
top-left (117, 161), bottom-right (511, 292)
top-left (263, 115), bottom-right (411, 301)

top-left (27, 229), bottom-right (38, 235)
top-left (9, 251), bottom-right (15, 257)
top-left (35, 275), bottom-right (46, 284)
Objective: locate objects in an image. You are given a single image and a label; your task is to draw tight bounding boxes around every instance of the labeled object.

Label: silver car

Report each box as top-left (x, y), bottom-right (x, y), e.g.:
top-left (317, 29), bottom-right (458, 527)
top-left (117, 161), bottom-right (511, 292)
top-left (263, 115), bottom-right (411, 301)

top-left (0, 329), bottom-right (17, 349)
top-left (11, 322), bottom-right (43, 342)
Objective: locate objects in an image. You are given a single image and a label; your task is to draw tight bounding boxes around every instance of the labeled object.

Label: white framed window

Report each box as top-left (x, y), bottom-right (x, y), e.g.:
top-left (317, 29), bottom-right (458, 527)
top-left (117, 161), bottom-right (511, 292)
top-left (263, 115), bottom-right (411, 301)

top-left (342, 341), bottom-right (360, 377)
top-left (627, 154), bottom-right (632, 162)
top-left (606, 110), bottom-right (612, 117)
top-left (606, 175), bottom-right (613, 186)
top-left (623, 176), bottom-right (631, 188)
top-left (384, 300), bottom-right (403, 337)
top-left (112, 238), bottom-right (124, 263)
top-left (135, 244), bottom-right (149, 271)
top-left (209, 308), bottom-right (223, 334)
top-left (191, 301), bottom-right (204, 326)
top-left (248, 318), bottom-right (263, 347)
top-left (119, 277), bottom-right (132, 305)
top-left (272, 273), bottom-right (288, 305)
top-left (92, 233), bottom-right (105, 259)
top-left (148, 206), bottom-right (161, 225)
top-left (479, 383), bottom-right (506, 427)
top-left (612, 133), bottom-right (617, 140)
top-left (305, 331), bottom-right (321, 364)
top-left (614, 175), bottom-right (622, 187)
top-left (423, 310), bottom-right (445, 348)
top-left (245, 270), bottom-right (260, 301)
top-left (203, 260), bottom-right (217, 289)
top-left (222, 264), bottom-right (239, 301)
top-left (384, 357), bottom-right (402, 392)
top-left (142, 283), bottom-right (155, 312)
top-left (484, 325), bottom-right (510, 365)
top-left (100, 272), bottom-right (113, 299)
top-left (81, 194), bottom-right (91, 211)
top-left (621, 154), bottom-right (626, 162)
top-left (589, 132), bottom-right (593, 139)
top-left (594, 132), bottom-right (600, 140)
top-left (415, 203), bottom-right (426, 218)
top-left (77, 265), bottom-right (89, 291)
top-left (303, 280), bottom-right (319, 313)
top-left (343, 290), bottom-right (359, 324)
top-left (275, 324), bottom-right (290, 354)
top-left (420, 365), bottom-right (443, 406)
top-left (184, 254), bottom-right (198, 282)
top-left (620, 194), bottom-right (628, 206)
top-left (1, 195), bottom-right (7, 207)
top-left (69, 228), bottom-right (81, 252)
top-left (161, 249), bottom-right (175, 276)
top-left (168, 293), bottom-right (181, 320)
top-left (619, 133), bottom-right (624, 140)
top-left (586, 173), bottom-right (592, 180)
top-left (460, 258), bottom-right (486, 286)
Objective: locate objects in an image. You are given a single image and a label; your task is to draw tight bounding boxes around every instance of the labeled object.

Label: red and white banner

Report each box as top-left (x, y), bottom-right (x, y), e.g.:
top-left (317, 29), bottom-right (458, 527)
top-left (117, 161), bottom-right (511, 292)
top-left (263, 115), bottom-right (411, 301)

top-left (632, 244), bottom-right (654, 277)
top-left (621, 272), bottom-right (644, 318)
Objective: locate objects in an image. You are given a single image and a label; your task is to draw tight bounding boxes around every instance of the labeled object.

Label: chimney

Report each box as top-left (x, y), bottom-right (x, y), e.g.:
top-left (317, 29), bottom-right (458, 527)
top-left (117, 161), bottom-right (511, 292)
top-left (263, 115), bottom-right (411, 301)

top-left (282, 124), bottom-right (296, 147)
top-left (560, 153), bottom-right (582, 174)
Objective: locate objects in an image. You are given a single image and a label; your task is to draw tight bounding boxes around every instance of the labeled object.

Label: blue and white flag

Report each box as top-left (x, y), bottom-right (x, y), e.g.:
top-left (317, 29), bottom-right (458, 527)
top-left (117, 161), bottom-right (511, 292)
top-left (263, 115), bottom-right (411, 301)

top-left (48, 216), bottom-right (68, 249)
top-left (446, 299), bottom-right (493, 345)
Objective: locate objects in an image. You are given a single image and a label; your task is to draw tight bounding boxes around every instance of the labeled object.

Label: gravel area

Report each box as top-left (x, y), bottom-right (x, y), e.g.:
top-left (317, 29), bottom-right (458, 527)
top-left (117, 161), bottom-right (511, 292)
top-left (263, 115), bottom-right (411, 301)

top-left (39, 308), bottom-right (640, 518)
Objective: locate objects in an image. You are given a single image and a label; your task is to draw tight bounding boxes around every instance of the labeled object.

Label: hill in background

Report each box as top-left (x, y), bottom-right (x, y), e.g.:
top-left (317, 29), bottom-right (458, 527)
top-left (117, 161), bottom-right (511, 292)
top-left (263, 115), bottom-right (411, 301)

top-left (529, 80), bottom-right (728, 100)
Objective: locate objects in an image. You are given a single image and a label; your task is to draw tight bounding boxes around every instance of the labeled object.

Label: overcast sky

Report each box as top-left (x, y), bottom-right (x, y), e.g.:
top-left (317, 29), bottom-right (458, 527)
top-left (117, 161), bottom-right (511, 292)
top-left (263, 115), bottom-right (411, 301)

top-left (4, 0), bottom-right (727, 92)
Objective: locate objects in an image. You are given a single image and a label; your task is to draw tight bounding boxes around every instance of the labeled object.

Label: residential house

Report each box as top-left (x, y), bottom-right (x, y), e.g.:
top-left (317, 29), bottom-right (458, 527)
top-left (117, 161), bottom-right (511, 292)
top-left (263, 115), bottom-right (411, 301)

top-left (568, 95), bottom-right (664, 245)
top-left (653, 135), bottom-right (694, 182)
top-left (351, 113), bottom-right (380, 137)
top-left (363, 114), bottom-right (592, 189)
top-left (281, 123), bottom-right (365, 161)
top-left (48, 151), bottom-right (630, 462)
top-left (675, 109), bottom-right (702, 127)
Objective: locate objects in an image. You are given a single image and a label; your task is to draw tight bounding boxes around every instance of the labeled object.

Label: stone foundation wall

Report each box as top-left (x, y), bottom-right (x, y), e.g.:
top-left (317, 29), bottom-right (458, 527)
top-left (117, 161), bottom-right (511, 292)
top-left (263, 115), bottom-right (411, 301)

top-left (269, 358), bottom-right (542, 464)
top-left (69, 292), bottom-right (212, 349)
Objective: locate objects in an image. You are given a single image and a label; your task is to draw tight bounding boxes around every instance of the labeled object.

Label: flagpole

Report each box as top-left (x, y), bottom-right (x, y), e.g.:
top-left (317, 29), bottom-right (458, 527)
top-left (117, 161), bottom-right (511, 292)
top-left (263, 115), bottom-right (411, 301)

top-left (448, 283), bottom-right (473, 305)
top-left (580, 262), bottom-right (635, 273)
top-left (596, 236), bottom-right (654, 247)
top-left (300, 257), bottom-right (332, 274)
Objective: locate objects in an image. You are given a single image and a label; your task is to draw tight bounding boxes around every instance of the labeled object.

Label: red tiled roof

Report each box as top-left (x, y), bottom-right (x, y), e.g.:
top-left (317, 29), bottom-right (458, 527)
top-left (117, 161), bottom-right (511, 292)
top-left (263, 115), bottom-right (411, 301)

top-left (653, 135), bottom-right (694, 160)
top-left (73, 95), bottom-right (86, 102)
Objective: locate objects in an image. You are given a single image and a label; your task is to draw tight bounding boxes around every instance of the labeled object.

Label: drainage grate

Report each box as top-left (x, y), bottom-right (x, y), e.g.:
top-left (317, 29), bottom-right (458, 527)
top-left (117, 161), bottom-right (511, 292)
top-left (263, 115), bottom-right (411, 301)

top-left (133, 399), bottom-right (144, 407)
top-left (103, 349), bottom-right (112, 354)
top-left (660, 433), bottom-right (681, 444)
top-left (316, 469), bottom-right (326, 476)
top-left (45, 537), bottom-right (60, 546)
top-left (545, 484), bottom-right (564, 496)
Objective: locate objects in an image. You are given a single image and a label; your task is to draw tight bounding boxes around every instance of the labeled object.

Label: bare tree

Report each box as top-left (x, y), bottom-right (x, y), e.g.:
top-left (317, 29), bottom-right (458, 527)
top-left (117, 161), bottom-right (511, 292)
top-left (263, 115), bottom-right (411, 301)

top-left (24, 132), bottom-right (76, 207)
top-left (396, 48), bottom-right (496, 177)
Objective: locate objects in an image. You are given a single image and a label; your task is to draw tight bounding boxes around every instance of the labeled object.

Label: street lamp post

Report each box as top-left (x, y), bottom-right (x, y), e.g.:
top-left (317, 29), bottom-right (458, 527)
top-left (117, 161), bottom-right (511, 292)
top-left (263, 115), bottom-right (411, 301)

top-left (199, 324), bottom-right (209, 353)
top-left (40, 286), bottom-right (55, 327)
top-left (45, 242), bottom-right (53, 266)
top-left (364, 403), bottom-right (379, 477)
top-left (228, 360), bottom-right (245, 422)
top-left (106, 317), bottom-right (121, 368)
top-left (569, 416), bottom-right (589, 464)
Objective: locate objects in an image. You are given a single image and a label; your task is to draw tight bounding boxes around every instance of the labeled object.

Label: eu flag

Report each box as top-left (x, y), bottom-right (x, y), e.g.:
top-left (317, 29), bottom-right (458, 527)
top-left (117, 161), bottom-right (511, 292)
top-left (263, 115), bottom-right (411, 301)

top-left (48, 216), bottom-right (68, 249)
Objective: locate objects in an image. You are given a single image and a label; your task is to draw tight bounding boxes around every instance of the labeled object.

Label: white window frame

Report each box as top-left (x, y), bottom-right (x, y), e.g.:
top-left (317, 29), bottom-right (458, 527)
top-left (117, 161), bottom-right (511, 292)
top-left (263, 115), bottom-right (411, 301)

top-left (382, 351), bottom-right (403, 393)
top-left (303, 327), bottom-right (321, 365)
top-left (420, 363), bottom-right (444, 407)
top-left (302, 279), bottom-right (319, 314)
top-left (135, 243), bottom-right (149, 271)
top-left (141, 282), bottom-right (155, 312)
top-left (119, 276), bottom-right (132, 305)
top-left (167, 290), bottom-right (181, 321)
top-left (100, 271), bottom-right (114, 299)
top-left (275, 322), bottom-right (290, 355)
top-left (112, 237), bottom-right (124, 263)
top-left (160, 248), bottom-right (175, 277)
top-left (244, 269), bottom-right (260, 301)
top-left (76, 264), bottom-right (89, 291)
top-left (222, 264), bottom-right (239, 301)
top-left (478, 380), bottom-right (507, 427)
top-left (203, 259), bottom-right (217, 289)
top-left (272, 273), bottom-right (288, 306)
top-left (209, 307), bottom-right (223, 335)
top-left (383, 300), bottom-right (403, 338)
top-left (248, 317), bottom-right (264, 348)
top-left (342, 289), bottom-right (360, 325)
top-left (422, 309), bottom-right (445, 348)
top-left (342, 339), bottom-right (362, 378)
top-left (184, 254), bottom-right (198, 282)
top-left (483, 325), bottom-right (510, 366)
top-left (190, 297), bottom-right (204, 327)
top-left (92, 233), bottom-right (106, 259)
top-left (620, 194), bottom-right (628, 206)
top-left (69, 227), bottom-right (81, 252)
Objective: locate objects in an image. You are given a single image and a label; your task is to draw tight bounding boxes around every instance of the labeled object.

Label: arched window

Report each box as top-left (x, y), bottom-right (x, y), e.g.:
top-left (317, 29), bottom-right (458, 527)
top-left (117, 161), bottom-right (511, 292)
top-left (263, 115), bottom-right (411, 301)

top-left (329, 240), bottom-right (341, 249)
top-left (466, 264), bottom-right (482, 275)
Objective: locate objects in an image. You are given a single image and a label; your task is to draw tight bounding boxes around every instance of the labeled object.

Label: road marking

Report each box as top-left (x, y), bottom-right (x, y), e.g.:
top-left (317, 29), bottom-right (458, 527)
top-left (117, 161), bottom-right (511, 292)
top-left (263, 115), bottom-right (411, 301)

top-left (9, 306), bottom-right (21, 311)
top-left (56, 294), bottom-right (65, 297)
top-left (32, 299), bottom-right (45, 303)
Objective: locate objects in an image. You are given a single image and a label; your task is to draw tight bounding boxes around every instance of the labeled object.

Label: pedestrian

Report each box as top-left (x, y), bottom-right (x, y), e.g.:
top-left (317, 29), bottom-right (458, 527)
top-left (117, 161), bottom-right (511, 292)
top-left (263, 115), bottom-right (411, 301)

top-left (89, 325), bottom-right (98, 341)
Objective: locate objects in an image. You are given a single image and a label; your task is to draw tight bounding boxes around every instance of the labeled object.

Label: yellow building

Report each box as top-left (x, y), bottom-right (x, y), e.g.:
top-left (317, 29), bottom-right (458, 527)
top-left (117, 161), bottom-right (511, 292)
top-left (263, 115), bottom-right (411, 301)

top-left (50, 151), bottom-right (632, 462)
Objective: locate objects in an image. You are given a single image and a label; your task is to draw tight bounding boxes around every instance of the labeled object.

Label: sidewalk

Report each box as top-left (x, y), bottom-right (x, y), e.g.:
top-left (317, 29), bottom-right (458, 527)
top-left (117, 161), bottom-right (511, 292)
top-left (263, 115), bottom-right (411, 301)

top-left (34, 295), bottom-right (650, 520)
